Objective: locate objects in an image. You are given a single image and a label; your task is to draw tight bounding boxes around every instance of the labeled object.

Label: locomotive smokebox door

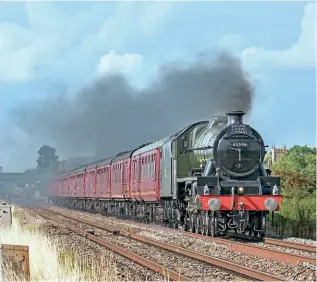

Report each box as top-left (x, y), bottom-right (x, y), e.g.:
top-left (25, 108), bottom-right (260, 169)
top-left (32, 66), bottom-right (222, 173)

top-left (213, 111), bottom-right (266, 178)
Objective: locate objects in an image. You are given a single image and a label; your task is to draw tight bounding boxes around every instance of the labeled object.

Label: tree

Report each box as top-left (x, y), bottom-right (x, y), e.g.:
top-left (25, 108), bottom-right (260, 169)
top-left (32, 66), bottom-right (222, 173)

top-left (271, 145), bottom-right (316, 193)
top-left (37, 145), bottom-right (59, 169)
top-left (270, 145), bottom-right (316, 239)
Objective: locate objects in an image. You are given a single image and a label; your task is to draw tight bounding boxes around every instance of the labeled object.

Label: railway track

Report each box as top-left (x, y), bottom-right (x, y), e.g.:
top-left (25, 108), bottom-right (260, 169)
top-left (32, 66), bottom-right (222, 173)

top-left (121, 212), bottom-right (316, 257)
top-left (264, 238), bottom-right (316, 253)
top-left (188, 234), bottom-right (316, 265)
top-left (15, 199), bottom-right (316, 281)
top-left (49, 205), bottom-right (315, 265)
top-left (23, 207), bottom-right (189, 282)
top-left (27, 207), bottom-right (288, 281)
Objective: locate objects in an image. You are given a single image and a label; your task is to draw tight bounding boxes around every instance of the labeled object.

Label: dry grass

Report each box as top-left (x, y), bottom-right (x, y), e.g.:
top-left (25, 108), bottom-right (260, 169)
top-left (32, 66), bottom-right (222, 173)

top-left (0, 206), bottom-right (120, 281)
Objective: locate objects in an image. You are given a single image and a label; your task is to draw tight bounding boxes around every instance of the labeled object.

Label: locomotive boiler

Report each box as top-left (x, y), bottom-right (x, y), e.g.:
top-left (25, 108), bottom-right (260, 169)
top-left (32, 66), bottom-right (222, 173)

top-left (49, 111), bottom-right (283, 241)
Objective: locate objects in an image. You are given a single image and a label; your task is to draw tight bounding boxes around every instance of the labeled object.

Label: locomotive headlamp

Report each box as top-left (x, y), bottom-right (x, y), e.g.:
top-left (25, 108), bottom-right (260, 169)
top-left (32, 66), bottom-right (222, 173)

top-left (208, 198), bottom-right (221, 211)
top-left (204, 184), bottom-right (209, 195)
top-left (272, 185), bottom-right (279, 195)
top-left (264, 198), bottom-right (278, 212)
top-left (238, 186), bottom-right (244, 195)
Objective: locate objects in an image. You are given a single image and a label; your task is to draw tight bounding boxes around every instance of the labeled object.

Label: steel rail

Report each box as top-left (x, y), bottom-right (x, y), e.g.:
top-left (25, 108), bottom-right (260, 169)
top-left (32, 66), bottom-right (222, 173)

top-left (24, 207), bottom-right (190, 282)
top-left (41, 208), bottom-right (286, 281)
top-left (57, 207), bottom-right (315, 266)
top-left (264, 238), bottom-right (316, 253)
top-left (187, 233), bottom-right (316, 265)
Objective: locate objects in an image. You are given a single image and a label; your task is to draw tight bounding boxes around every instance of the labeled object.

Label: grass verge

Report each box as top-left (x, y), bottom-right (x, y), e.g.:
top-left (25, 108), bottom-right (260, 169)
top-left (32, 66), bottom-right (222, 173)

top-left (0, 206), bottom-right (120, 281)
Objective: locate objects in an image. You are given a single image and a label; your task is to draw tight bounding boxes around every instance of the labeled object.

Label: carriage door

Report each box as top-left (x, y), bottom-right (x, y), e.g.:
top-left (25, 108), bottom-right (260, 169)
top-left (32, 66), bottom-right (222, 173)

top-left (122, 160), bottom-right (128, 197)
top-left (137, 156), bottom-right (142, 198)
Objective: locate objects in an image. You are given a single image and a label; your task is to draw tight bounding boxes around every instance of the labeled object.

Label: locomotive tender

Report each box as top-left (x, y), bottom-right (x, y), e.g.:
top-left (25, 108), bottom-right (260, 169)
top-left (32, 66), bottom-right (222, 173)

top-left (49, 111), bottom-right (283, 240)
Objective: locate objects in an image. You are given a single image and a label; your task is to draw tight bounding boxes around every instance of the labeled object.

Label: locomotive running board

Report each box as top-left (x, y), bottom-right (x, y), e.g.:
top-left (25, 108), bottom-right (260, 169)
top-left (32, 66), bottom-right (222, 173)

top-left (177, 177), bottom-right (197, 183)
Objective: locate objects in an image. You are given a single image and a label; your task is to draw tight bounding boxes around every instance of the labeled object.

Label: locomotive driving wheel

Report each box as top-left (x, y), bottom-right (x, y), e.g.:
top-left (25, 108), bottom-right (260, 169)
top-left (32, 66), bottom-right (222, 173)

top-left (195, 214), bottom-right (201, 234)
top-left (261, 212), bottom-right (267, 238)
top-left (201, 212), bottom-right (208, 235)
top-left (208, 212), bottom-right (218, 237)
top-left (173, 209), bottom-right (179, 229)
top-left (188, 214), bottom-right (195, 232)
top-left (182, 214), bottom-right (189, 231)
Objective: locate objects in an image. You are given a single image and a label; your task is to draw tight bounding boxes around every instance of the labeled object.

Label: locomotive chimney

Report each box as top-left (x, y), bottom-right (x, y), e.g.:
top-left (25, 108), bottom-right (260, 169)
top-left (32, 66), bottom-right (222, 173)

top-left (226, 111), bottom-right (245, 125)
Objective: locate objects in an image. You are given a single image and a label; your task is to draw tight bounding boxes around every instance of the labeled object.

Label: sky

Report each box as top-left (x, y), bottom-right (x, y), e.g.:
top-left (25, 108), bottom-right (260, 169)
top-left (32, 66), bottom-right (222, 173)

top-left (0, 1), bottom-right (316, 172)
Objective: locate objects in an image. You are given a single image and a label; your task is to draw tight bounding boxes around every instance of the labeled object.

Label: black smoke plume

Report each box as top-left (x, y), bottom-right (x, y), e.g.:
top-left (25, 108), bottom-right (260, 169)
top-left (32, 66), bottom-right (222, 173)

top-left (13, 51), bottom-right (254, 161)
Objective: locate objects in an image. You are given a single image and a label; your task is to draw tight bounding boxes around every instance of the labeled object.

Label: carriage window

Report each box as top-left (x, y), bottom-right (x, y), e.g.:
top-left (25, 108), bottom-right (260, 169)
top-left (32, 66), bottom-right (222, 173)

top-left (150, 162), bottom-right (153, 178)
top-left (136, 160), bottom-right (138, 178)
top-left (145, 162), bottom-right (148, 178)
top-left (132, 161), bottom-right (135, 179)
top-left (141, 163), bottom-right (143, 178)
top-left (134, 160), bottom-right (136, 179)
top-left (132, 161), bottom-right (134, 179)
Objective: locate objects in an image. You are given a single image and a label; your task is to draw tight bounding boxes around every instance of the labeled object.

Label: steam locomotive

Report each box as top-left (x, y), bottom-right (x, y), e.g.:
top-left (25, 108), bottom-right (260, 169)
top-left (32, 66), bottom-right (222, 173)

top-left (49, 111), bottom-right (283, 240)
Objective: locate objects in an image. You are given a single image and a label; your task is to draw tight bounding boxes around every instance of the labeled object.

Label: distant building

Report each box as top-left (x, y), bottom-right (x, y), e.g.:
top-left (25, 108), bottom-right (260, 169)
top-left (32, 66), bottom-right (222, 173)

top-left (268, 145), bottom-right (287, 167)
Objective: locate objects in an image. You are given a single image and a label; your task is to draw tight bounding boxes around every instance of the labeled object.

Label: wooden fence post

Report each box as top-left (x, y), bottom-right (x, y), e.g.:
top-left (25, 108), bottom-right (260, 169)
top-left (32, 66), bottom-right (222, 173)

top-left (0, 244), bottom-right (30, 281)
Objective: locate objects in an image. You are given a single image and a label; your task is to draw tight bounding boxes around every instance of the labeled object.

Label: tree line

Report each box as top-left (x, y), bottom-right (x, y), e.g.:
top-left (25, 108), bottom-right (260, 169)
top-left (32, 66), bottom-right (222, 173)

top-left (268, 145), bottom-right (316, 240)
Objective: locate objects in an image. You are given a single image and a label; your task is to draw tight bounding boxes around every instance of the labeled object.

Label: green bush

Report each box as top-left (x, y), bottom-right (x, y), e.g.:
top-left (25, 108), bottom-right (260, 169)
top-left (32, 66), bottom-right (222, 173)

top-left (270, 189), bottom-right (316, 239)
top-left (268, 145), bottom-right (316, 239)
